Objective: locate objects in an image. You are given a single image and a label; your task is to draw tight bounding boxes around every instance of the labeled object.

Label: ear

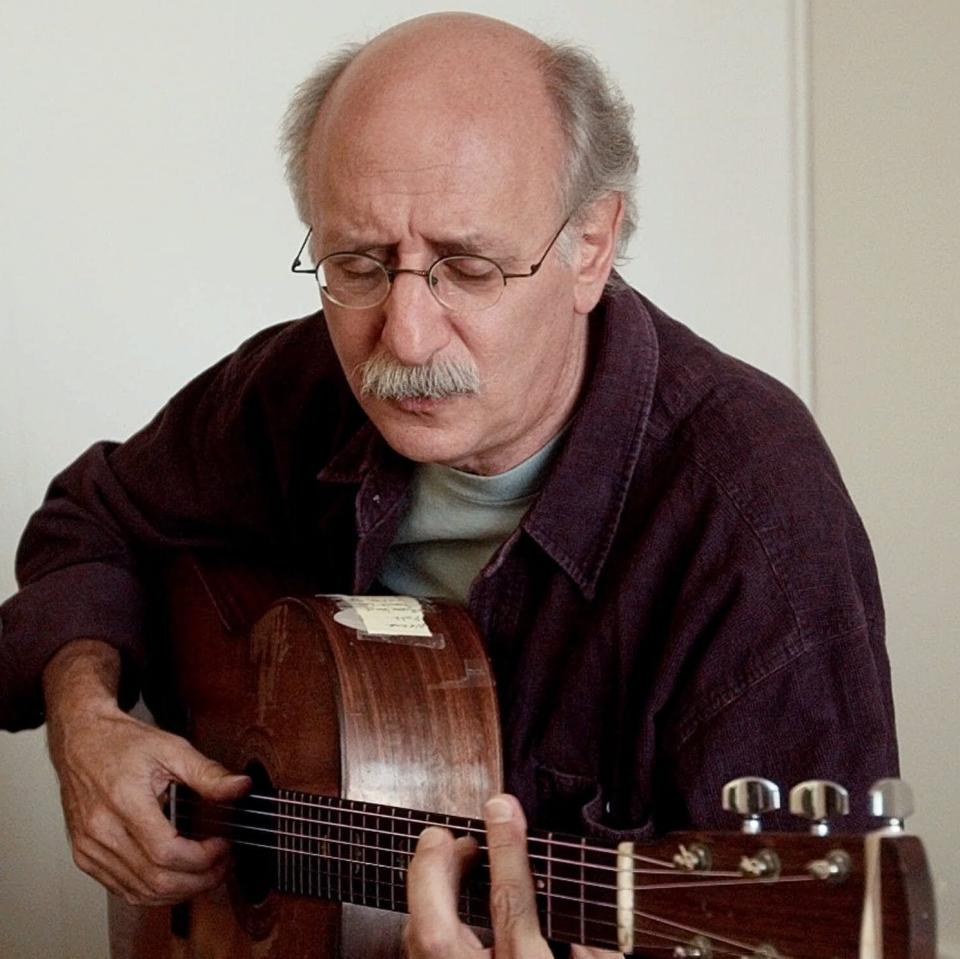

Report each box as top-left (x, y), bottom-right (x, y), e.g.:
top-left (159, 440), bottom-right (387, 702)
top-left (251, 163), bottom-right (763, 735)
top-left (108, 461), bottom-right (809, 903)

top-left (571, 193), bottom-right (625, 316)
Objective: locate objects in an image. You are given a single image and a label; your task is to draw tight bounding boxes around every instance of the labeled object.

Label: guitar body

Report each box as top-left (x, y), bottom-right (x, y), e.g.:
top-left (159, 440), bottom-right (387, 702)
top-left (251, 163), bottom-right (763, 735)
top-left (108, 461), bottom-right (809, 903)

top-left (109, 556), bottom-right (503, 959)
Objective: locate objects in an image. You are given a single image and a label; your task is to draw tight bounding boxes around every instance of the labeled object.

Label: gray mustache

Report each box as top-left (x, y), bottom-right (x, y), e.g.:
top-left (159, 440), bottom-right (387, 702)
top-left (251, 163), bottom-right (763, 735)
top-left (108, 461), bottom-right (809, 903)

top-left (358, 353), bottom-right (481, 400)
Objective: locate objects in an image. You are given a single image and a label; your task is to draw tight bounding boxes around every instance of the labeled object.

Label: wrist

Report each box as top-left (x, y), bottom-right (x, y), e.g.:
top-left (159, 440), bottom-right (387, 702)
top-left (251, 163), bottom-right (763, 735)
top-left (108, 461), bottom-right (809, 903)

top-left (43, 639), bottom-right (123, 723)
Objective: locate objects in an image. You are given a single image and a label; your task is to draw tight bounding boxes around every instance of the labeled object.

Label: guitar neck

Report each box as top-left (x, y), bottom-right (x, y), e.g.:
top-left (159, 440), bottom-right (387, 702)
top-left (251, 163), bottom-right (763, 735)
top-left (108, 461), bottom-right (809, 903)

top-left (174, 785), bottom-right (624, 950)
top-left (171, 784), bottom-right (936, 958)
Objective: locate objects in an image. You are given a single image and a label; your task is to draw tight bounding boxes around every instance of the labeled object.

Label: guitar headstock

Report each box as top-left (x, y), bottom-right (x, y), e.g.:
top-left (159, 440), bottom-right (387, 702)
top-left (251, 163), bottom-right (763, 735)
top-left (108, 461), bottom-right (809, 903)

top-left (614, 778), bottom-right (936, 959)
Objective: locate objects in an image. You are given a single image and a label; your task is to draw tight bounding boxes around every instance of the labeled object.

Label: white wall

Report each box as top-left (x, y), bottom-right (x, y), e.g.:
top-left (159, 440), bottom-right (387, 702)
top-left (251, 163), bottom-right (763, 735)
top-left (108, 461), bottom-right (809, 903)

top-left (810, 2), bottom-right (960, 954)
top-left (0, 1), bottom-right (827, 955)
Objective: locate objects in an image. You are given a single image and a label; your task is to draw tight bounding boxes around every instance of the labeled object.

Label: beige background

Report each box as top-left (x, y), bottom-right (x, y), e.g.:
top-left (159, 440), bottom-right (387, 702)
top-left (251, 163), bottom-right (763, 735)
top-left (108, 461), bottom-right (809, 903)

top-left (1, 1), bottom-right (956, 954)
top-left (810, 1), bottom-right (960, 948)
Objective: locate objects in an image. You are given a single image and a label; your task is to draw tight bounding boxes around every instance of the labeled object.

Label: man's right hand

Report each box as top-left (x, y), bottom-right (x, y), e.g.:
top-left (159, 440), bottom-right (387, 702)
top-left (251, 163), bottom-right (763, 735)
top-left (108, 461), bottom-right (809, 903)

top-left (43, 639), bottom-right (250, 906)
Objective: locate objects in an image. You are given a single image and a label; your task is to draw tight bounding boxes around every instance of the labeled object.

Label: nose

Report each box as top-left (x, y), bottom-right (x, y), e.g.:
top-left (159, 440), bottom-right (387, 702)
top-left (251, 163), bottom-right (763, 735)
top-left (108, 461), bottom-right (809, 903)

top-left (379, 270), bottom-right (452, 367)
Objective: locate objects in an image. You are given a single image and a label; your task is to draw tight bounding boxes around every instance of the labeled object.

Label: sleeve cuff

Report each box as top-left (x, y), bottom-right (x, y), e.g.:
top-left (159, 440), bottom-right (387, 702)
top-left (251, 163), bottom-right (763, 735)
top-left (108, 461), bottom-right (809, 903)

top-left (0, 563), bottom-right (146, 731)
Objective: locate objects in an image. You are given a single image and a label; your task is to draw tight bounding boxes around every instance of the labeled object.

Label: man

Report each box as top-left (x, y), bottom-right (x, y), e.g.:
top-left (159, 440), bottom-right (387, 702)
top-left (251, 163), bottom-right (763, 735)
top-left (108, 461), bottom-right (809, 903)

top-left (0, 12), bottom-right (897, 957)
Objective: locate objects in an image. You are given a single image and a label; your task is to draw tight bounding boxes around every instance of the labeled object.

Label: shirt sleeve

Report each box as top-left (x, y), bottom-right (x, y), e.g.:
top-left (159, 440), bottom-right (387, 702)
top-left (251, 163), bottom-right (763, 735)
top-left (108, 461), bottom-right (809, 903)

top-left (0, 314), bottom-right (347, 731)
top-left (666, 625), bottom-right (899, 832)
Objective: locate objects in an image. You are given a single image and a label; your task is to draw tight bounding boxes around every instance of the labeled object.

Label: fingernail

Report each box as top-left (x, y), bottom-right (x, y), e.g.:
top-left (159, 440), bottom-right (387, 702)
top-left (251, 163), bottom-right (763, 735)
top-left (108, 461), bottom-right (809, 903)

top-left (484, 796), bottom-right (512, 823)
top-left (417, 826), bottom-right (447, 849)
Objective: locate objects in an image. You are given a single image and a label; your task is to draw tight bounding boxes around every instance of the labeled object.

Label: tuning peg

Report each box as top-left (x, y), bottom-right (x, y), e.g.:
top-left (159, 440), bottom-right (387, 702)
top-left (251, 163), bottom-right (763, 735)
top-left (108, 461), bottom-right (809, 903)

top-left (868, 778), bottom-right (914, 831)
top-left (789, 780), bottom-right (849, 835)
top-left (721, 777), bottom-right (781, 834)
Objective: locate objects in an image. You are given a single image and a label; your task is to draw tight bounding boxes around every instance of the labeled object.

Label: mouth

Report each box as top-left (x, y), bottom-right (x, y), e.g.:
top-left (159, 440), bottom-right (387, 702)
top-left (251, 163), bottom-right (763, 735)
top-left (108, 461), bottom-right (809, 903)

top-left (393, 395), bottom-right (451, 413)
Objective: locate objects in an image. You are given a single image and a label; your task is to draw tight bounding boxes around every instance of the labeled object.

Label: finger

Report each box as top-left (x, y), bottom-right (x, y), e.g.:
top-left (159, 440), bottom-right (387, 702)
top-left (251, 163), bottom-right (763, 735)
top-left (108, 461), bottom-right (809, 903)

top-left (84, 804), bottom-right (231, 900)
top-left (406, 828), bottom-right (462, 930)
top-left (159, 739), bottom-right (251, 802)
top-left (81, 832), bottom-right (229, 905)
top-left (484, 794), bottom-right (547, 951)
top-left (73, 831), bottom-right (155, 902)
top-left (405, 827), bottom-right (478, 956)
top-left (121, 786), bottom-right (233, 874)
top-left (571, 947), bottom-right (624, 959)
top-left (114, 735), bottom-right (247, 872)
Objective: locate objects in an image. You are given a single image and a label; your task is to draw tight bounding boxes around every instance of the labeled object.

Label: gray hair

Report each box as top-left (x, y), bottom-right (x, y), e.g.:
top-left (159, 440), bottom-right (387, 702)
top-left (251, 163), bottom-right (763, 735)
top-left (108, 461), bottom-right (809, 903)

top-left (279, 37), bottom-right (638, 262)
top-left (358, 352), bottom-right (481, 400)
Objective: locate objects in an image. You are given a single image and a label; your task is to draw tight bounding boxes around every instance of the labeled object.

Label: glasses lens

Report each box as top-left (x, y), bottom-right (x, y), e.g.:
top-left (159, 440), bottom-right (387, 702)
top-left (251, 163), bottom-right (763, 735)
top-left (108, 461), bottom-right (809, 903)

top-left (319, 253), bottom-right (389, 308)
top-left (432, 257), bottom-right (505, 310)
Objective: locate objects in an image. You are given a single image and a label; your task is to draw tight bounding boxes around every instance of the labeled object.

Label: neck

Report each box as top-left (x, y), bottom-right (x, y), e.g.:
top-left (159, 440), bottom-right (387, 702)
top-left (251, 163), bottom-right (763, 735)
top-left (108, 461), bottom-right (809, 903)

top-left (172, 786), bottom-right (623, 951)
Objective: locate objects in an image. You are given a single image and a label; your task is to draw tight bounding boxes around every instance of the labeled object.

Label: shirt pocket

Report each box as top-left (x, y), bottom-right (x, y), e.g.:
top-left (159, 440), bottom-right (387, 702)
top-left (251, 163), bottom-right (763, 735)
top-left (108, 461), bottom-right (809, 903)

top-left (533, 760), bottom-right (657, 842)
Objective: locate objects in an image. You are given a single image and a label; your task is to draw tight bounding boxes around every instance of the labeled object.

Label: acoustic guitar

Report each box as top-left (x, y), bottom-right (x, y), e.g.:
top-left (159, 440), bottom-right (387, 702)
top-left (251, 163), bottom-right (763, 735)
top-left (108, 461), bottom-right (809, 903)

top-left (108, 556), bottom-right (937, 958)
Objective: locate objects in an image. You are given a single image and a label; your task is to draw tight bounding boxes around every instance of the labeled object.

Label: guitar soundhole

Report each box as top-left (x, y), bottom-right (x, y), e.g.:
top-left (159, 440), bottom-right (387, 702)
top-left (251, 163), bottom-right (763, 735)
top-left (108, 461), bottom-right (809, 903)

top-left (233, 761), bottom-right (275, 907)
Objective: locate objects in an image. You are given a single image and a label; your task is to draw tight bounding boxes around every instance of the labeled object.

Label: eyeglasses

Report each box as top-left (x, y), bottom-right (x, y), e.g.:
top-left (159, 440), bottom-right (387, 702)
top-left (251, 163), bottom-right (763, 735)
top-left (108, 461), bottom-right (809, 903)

top-left (290, 219), bottom-right (569, 312)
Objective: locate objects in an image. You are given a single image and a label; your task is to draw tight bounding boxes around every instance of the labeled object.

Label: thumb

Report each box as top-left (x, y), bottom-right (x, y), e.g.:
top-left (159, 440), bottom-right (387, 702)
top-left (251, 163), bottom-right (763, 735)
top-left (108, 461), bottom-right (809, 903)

top-left (164, 741), bottom-right (250, 800)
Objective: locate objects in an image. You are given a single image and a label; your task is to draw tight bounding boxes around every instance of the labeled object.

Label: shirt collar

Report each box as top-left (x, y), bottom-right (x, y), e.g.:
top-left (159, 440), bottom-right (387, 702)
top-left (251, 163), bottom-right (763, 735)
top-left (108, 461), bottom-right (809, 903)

top-left (314, 283), bottom-right (660, 598)
top-left (316, 419), bottom-right (385, 484)
top-left (522, 284), bottom-right (659, 599)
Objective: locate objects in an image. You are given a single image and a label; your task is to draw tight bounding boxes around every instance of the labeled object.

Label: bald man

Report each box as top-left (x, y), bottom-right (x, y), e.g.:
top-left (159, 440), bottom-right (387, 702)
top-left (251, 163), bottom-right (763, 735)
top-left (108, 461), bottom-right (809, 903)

top-left (2, 12), bottom-right (897, 958)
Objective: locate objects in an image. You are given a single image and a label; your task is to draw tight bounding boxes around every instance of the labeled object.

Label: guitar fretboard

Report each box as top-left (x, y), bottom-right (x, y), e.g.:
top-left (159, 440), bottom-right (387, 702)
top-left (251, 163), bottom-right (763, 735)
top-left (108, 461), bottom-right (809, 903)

top-left (175, 786), bottom-right (623, 949)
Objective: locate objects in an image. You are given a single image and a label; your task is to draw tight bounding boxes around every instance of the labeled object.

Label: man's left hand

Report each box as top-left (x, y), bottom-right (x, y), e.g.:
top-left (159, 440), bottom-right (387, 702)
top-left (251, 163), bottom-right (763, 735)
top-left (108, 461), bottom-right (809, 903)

top-left (404, 792), bottom-right (620, 959)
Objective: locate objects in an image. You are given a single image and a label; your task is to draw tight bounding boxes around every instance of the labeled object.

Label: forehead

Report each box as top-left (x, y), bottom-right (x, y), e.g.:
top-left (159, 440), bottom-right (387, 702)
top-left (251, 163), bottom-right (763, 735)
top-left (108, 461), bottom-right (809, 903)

top-left (305, 49), bottom-right (565, 244)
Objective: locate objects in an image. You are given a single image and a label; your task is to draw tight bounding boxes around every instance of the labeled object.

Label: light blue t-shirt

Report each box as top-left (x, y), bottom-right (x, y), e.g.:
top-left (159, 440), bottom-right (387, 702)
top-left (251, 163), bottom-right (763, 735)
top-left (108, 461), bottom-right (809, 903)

top-left (378, 433), bottom-right (564, 603)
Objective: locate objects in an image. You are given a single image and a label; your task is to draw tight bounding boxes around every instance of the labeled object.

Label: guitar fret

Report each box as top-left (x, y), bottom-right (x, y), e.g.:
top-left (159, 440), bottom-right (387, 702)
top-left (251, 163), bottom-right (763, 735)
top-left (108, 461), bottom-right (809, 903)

top-left (292, 791), bottom-right (298, 895)
top-left (387, 805), bottom-right (395, 912)
top-left (302, 791), bottom-right (309, 898)
top-left (236, 790), bottom-right (620, 948)
top-left (289, 791), bottom-right (296, 895)
top-left (357, 803), bottom-right (365, 905)
top-left (281, 789), bottom-right (288, 894)
top-left (312, 795), bottom-right (319, 900)
top-left (296, 790), bottom-right (302, 896)
top-left (545, 831), bottom-right (553, 941)
top-left (580, 836), bottom-right (586, 944)
top-left (280, 789), bottom-right (287, 894)
top-left (322, 797), bottom-right (330, 902)
top-left (336, 800), bottom-right (343, 905)
top-left (461, 810), bottom-right (473, 927)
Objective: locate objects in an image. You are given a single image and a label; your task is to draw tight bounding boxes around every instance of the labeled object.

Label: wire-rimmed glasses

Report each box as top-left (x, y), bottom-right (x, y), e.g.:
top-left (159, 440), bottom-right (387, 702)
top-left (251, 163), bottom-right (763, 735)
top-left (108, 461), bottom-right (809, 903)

top-left (291, 219), bottom-right (569, 312)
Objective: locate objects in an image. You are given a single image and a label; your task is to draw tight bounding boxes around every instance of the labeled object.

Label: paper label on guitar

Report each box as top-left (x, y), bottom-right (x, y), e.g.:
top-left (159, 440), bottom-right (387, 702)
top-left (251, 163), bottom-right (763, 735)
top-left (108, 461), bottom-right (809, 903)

top-left (329, 595), bottom-right (433, 638)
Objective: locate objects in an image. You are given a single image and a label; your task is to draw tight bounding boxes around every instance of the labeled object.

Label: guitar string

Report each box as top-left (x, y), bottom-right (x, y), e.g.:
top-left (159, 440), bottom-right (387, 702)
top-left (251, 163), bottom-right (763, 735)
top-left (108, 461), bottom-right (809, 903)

top-left (230, 791), bottom-right (679, 866)
top-left (243, 791), bottom-right (678, 867)
top-left (175, 797), bottom-right (768, 882)
top-left (174, 796), bottom-right (744, 879)
top-left (178, 808), bottom-right (819, 895)
top-left (176, 827), bottom-right (812, 959)
top-left (174, 793), bottom-right (749, 875)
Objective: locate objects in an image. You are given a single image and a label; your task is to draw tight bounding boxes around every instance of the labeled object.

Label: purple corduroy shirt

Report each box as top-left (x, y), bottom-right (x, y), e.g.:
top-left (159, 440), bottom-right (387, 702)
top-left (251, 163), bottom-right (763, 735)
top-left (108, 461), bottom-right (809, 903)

top-left (0, 284), bottom-right (898, 834)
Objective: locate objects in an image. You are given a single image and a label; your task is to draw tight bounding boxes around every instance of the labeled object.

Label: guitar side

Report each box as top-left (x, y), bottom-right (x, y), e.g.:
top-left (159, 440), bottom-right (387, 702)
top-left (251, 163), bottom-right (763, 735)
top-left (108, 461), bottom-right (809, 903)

top-left (109, 555), bottom-right (503, 959)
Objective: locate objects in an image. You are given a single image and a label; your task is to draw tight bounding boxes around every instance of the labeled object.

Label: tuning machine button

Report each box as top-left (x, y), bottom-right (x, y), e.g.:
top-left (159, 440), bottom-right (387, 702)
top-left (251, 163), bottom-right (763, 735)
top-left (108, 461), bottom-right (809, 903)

top-left (789, 780), bottom-right (849, 835)
top-left (722, 777), bottom-right (781, 834)
top-left (868, 778), bottom-right (914, 831)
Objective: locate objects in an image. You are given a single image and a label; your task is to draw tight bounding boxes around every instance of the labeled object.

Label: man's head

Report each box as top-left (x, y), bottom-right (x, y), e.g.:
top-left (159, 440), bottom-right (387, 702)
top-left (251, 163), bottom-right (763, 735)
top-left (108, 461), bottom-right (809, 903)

top-left (281, 13), bottom-right (637, 474)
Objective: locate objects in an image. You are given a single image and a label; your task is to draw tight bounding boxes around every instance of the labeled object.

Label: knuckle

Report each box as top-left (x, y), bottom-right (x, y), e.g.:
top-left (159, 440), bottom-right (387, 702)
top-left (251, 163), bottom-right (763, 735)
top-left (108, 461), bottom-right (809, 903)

top-left (106, 782), bottom-right (129, 809)
top-left (72, 845), bottom-right (93, 872)
top-left (166, 732), bottom-right (190, 751)
top-left (145, 867), bottom-right (177, 898)
top-left (402, 921), bottom-right (454, 959)
top-left (86, 807), bottom-right (112, 838)
top-left (145, 839), bottom-right (177, 869)
top-left (490, 880), bottom-right (530, 932)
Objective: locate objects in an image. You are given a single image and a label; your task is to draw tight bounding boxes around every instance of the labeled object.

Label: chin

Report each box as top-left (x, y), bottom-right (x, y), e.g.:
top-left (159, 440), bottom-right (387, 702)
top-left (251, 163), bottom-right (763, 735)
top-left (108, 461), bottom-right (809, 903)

top-left (366, 401), bottom-right (474, 467)
top-left (380, 427), bottom-right (471, 467)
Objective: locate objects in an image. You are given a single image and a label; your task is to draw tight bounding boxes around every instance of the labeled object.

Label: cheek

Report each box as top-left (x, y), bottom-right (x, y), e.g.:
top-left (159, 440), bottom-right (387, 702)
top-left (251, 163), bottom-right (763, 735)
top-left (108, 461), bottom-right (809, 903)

top-left (325, 312), bottom-right (380, 373)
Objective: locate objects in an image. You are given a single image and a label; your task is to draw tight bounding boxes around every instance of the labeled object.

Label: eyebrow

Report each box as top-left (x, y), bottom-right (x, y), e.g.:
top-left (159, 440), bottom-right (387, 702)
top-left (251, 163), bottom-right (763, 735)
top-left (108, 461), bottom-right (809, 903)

top-left (323, 230), bottom-right (515, 262)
